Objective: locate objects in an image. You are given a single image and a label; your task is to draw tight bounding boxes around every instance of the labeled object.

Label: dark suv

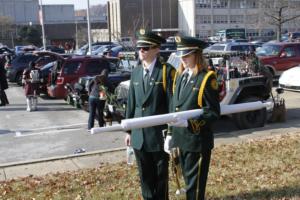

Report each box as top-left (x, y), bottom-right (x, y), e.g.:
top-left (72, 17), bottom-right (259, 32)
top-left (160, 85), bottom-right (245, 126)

top-left (6, 52), bottom-right (58, 85)
top-left (47, 55), bottom-right (122, 99)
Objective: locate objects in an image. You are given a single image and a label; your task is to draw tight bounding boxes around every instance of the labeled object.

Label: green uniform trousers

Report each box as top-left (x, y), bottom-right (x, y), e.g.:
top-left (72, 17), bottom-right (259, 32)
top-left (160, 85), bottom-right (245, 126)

top-left (134, 148), bottom-right (169, 200)
top-left (179, 149), bottom-right (211, 200)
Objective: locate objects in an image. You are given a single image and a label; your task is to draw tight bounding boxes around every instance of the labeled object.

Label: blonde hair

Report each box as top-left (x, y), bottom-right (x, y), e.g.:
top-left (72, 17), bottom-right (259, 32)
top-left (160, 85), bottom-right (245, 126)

top-left (177, 50), bottom-right (207, 75)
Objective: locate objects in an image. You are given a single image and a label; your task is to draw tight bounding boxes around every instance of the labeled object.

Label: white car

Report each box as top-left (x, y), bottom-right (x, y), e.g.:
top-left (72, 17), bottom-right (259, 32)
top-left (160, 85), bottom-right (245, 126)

top-left (279, 66), bottom-right (300, 92)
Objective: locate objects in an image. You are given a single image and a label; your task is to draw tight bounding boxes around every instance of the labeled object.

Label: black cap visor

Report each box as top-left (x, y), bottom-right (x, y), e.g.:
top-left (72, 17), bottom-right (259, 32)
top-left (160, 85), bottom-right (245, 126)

top-left (176, 49), bottom-right (196, 57)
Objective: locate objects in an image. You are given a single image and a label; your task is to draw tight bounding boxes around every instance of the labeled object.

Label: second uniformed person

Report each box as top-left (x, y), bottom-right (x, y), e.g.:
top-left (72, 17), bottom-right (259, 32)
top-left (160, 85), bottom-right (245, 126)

top-left (166, 36), bottom-right (220, 200)
top-left (124, 30), bottom-right (175, 200)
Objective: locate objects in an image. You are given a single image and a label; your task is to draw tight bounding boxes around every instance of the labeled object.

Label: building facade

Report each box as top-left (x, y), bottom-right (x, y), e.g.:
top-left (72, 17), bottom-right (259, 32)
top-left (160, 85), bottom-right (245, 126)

top-left (109, 0), bottom-right (178, 41)
top-left (179, 0), bottom-right (300, 39)
top-left (0, 0), bottom-right (107, 48)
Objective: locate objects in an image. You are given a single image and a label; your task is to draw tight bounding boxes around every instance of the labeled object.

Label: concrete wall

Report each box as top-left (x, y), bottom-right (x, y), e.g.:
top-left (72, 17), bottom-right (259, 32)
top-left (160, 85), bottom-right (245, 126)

top-left (109, 0), bottom-right (178, 40)
top-left (43, 5), bottom-right (75, 24)
top-left (0, 0), bottom-right (39, 25)
top-left (178, 0), bottom-right (195, 36)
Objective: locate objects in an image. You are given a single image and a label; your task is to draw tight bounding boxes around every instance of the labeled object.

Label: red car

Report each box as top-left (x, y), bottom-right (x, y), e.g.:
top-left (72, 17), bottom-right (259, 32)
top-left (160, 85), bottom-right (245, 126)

top-left (257, 42), bottom-right (300, 76)
top-left (47, 55), bottom-right (118, 99)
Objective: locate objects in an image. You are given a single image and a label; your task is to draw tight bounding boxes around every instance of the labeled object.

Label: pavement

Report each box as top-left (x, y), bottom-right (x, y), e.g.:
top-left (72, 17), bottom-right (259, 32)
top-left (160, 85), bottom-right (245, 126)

top-left (1, 121), bottom-right (299, 182)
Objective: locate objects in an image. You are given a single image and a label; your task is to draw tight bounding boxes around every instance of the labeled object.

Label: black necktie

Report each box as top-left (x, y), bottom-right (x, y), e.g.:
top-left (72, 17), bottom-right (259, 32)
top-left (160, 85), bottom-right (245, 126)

top-left (179, 73), bottom-right (189, 98)
top-left (143, 69), bottom-right (150, 92)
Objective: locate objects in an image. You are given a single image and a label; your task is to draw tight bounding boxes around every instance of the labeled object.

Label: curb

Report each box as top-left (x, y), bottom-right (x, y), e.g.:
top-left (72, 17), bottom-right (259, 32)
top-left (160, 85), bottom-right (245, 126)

top-left (0, 147), bottom-right (126, 168)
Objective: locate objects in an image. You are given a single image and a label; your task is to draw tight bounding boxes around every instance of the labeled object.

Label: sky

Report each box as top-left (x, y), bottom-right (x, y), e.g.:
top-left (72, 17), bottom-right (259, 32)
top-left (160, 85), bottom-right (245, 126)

top-left (42, 0), bottom-right (108, 10)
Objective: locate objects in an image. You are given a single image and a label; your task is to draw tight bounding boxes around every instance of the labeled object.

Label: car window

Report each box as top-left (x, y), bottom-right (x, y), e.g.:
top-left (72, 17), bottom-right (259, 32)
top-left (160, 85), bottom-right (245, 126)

top-left (63, 61), bottom-right (82, 75)
top-left (256, 44), bottom-right (280, 56)
top-left (231, 45), bottom-right (243, 51)
top-left (86, 60), bottom-right (109, 74)
top-left (210, 45), bottom-right (225, 51)
top-left (283, 47), bottom-right (296, 57)
top-left (18, 55), bottom-right (37, 63)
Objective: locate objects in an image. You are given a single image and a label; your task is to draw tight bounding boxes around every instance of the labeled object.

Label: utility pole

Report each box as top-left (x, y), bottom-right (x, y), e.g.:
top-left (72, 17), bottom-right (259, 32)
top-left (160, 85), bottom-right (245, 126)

top-left (107, 1), bottom-right (111, 42)
top-left (86, 0), bottom-right (92, 55)
top-left (39, 0), bottom-right (46, 50)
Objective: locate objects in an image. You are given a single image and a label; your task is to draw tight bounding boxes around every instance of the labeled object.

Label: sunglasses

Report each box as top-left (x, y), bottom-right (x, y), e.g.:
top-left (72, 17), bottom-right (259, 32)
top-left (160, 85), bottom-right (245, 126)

top-left (136, 45), bottom-right (158, 51)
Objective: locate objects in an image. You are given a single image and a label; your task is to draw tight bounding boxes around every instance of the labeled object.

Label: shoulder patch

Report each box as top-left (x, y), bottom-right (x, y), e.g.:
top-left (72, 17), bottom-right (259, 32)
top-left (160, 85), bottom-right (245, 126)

top-left (210, 78), bottom-right (218, 90)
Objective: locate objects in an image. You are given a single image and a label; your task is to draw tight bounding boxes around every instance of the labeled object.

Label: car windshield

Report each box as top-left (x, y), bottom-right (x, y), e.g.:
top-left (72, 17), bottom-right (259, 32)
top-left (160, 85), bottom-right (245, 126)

top-left (209, 45), bottom-right (226, 51)
top-left (119, 59), bottom-right (138, 70)
top-left (256, 44), bottom-right (280, 56)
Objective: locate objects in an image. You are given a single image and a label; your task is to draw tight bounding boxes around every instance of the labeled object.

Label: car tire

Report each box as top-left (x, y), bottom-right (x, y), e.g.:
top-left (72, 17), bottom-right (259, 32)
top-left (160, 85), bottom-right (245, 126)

top-left (66, 95), bottom-right (73, 106)
top-left (233, 96), bottom-right (267, 130)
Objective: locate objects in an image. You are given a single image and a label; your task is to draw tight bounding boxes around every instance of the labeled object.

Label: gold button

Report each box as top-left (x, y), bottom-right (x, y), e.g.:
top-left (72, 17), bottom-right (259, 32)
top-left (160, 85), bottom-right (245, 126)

top-left (142, 107), bottom-right (145, 111)
top-left (175, 107), bottom-right (179, 111)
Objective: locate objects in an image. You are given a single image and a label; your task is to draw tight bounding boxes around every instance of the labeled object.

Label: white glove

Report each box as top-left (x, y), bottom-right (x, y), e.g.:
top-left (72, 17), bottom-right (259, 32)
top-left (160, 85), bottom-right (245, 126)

top-left (168, 118), bottom-right (188, 128)
top-left (164, 135), bottom-right (172, 154)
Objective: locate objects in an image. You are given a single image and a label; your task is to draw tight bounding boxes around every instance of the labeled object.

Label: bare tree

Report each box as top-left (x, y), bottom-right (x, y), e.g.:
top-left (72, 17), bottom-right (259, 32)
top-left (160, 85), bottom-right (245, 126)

top-left (261, 0), bottom-right (300, 41)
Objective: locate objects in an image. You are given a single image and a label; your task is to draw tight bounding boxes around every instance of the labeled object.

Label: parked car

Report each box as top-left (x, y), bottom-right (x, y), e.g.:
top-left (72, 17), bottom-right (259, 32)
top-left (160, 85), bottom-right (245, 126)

top-left (257, 42), bottom-right (300, 77)
top-left (47, 55), bottom-right (125, 99)
top-left (203, 42), bottom-right (257, 66)
top-left (278, 65), bottom-right (300, 92)
top-left (40, 45), bottom-right (65, 54)
top-left (5, 51), bottom-right (62, 85)
top-left (76, 42), bottom-right (115, 55)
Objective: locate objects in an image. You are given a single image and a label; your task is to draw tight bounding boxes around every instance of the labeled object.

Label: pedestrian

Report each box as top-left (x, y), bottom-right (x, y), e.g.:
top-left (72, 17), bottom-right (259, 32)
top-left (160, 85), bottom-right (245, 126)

top-left (164, 36), bottom-right (220, 200)
top-left (0, 57), bottom-right (9, 106)
top-left (87, 69), bottom-right (112, 131)
top-left (22, 61), bottom-right (40, 111)
top-left (124, 29), bottom-right (175, 200)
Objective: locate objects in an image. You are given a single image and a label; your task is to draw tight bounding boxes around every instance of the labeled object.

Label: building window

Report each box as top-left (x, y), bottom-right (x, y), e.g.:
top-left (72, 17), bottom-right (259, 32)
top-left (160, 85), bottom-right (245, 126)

top-left (196, 15), bottom-right (211, 24)
top-left (213, 15), bottom-right (228, 24)
top-left (230, 15), bottom-right (244, 24)
top-left (246, 29), bottom-right (259, 37)
top-left (195, 0), bottom-right (211, 8)
top-left (246, 15), bottom-right (258, 24)
top-left (198, 30), bottom-right (210, 39)
top-left (213, 0), bottom-right (228, 8)
top-left (246, 0), bottom-right (257, 8)
top-left (230, 0), bottom-right (246, 9)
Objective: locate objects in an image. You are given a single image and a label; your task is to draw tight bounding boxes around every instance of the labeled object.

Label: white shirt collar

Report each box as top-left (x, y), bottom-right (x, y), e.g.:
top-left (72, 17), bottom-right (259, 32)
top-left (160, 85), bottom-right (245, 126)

top-left (143, 58), bottom-right (157, 77)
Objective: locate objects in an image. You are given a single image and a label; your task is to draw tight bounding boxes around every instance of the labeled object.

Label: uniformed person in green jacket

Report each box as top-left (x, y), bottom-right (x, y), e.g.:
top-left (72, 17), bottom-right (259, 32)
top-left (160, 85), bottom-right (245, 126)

top-left (164, 36), bottom-right (220, 200)
top-left (125, 29), bottom-right (175, 200)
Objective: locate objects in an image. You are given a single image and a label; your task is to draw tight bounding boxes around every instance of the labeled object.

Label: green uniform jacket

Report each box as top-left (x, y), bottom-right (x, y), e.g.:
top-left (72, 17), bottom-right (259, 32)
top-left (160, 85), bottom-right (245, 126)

top-left (171, 70), bottom-right (220, 152)
top-left (126, 60), bottom-right (175, 151)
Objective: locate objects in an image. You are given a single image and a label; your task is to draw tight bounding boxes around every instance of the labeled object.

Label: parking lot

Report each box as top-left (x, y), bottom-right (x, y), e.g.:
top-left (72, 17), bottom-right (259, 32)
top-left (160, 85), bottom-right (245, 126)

top-left (0, 83), bottom-right (300, 164)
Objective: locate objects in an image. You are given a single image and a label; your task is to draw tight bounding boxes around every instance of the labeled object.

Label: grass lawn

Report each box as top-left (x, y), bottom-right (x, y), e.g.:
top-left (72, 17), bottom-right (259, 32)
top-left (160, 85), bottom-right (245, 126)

top-left (0, 133), bottom-right (299, 200)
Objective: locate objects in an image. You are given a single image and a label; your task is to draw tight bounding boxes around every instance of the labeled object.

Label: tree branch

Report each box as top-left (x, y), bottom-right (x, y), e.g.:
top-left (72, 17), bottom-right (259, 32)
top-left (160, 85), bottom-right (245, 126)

top-left (282, 15), bottom-right (300, 23)
top-left (264, 12), bottom-right (279, 21)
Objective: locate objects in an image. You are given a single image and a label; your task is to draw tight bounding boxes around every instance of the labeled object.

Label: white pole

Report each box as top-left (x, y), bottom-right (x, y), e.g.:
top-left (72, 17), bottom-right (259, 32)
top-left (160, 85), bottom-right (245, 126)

top-left (39, 0), bottom-right (46, 50)
top-left (86, 0), bottom-right (92, 55)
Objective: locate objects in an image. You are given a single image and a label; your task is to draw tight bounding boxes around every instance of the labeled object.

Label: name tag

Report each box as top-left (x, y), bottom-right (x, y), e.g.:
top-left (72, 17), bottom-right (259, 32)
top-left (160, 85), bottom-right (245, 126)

top-left (133, 82), bottom-right (139, 86)
top-left (155, 82), bottom-right (163, 85)
top-left (192, 87), bottom-right (199, 91)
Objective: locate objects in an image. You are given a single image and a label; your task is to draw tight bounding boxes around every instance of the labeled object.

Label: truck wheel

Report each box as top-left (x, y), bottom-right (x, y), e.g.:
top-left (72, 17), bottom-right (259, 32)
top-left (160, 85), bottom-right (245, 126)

top-left (233, 96), bottom-right (267, 129)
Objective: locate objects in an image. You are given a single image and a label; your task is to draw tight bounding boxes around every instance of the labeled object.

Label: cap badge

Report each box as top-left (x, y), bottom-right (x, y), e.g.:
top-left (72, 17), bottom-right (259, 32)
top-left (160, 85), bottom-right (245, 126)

top-left (175, 36), bottom-right (181, 43)
top-left (140, 29), bottom-right (145, 35)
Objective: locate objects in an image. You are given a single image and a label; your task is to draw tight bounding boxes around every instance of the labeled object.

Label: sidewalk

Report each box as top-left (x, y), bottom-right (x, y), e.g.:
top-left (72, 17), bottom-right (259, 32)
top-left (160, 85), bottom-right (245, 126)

top-left (1, 124), bottom-right (299, 181)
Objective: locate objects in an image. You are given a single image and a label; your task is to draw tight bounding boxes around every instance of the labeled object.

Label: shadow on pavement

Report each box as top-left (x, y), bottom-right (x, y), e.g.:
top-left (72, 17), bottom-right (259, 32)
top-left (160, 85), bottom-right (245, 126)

top-left (214, 107), bottom-right (300, 137)
top-left (0, 129), bottom-right (13, 135)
